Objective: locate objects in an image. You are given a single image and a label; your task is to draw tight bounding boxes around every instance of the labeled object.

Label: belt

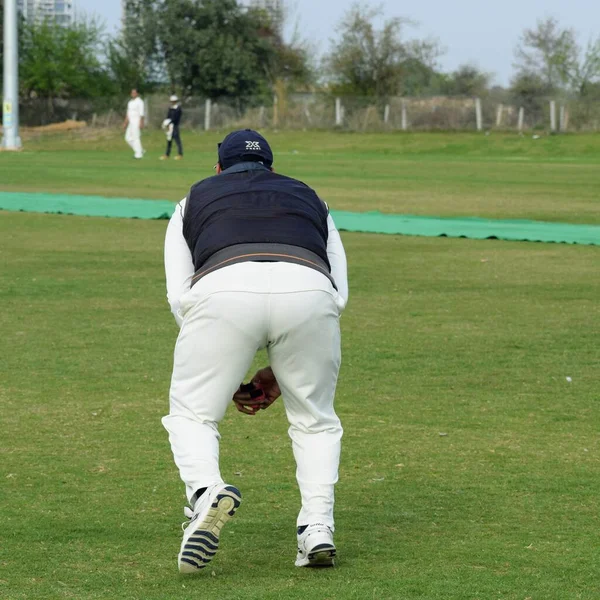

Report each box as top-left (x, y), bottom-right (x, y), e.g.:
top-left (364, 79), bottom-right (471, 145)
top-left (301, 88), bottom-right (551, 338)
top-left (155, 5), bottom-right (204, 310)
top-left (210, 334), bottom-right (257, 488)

top-left (191, 243), bottom-right (337, 290)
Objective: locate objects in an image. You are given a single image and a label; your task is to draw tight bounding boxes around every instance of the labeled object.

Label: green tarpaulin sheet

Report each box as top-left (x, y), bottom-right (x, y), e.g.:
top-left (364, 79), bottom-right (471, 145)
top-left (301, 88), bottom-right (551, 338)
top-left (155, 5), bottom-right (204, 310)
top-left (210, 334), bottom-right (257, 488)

top-left (1, 191), bottom-right (599, 246)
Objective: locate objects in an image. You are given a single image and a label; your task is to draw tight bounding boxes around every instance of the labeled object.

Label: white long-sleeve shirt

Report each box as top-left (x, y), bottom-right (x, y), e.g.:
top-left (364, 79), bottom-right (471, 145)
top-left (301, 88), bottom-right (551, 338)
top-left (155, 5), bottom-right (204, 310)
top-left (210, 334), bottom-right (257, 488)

top-left (164, 197), bottom-right (349, 327)
top-left (126, 97), bottom-right (145, 125)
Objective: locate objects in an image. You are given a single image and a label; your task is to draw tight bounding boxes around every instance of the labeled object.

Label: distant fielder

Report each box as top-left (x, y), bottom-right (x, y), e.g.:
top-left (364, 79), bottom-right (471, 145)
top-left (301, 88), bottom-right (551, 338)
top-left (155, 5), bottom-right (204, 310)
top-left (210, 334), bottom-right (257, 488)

top-left (163, 129), bottom-right (348, 573)
top-left (160, 95), bottom-right (183, 160)
top-left (123, 88), bottom-right (145, 159)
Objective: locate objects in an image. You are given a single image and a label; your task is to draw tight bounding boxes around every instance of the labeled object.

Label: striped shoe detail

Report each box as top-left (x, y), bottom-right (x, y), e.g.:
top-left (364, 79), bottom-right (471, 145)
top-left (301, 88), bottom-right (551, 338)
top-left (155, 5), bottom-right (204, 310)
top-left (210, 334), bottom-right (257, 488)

top-left (178, 485), bottom-right (242, 573)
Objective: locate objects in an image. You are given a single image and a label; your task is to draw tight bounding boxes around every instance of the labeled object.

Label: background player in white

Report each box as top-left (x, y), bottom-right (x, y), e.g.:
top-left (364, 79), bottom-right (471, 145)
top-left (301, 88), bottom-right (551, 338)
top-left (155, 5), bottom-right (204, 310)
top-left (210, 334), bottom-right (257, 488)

top-left (163, 129), bottom-right (348, 573)
top-left (123, 88), bottom-right (145, 159)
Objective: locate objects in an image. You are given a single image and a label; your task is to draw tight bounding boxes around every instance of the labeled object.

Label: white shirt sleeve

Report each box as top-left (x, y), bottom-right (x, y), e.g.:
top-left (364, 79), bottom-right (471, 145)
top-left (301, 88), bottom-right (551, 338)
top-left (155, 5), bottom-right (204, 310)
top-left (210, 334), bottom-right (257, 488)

top-left (139, 98), bottom-right (146, 118)
top-left (164, 197), bottom-right (194, 327)
top-left (326, 213), bottom-right (349, 310)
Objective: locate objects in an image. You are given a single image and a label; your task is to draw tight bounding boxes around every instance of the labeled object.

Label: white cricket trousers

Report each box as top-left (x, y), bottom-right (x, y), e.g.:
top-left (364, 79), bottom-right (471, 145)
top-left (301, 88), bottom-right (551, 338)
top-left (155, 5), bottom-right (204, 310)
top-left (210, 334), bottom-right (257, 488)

top-left (162, 261), bottom-right (343, 529)
top-left (125, 123), bottom-right (143, 158)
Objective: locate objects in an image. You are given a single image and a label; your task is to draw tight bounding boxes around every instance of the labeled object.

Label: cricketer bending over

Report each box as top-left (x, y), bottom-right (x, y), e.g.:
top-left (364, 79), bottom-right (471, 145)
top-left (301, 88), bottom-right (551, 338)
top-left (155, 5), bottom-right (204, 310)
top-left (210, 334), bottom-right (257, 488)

top-left (162, 129), bottom-right (349, 573)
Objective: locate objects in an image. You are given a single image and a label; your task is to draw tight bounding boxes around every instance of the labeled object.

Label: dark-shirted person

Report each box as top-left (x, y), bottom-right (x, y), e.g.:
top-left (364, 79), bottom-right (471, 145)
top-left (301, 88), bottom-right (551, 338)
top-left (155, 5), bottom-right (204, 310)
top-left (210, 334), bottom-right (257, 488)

top-left (160, 95), bottom-right (183, 160)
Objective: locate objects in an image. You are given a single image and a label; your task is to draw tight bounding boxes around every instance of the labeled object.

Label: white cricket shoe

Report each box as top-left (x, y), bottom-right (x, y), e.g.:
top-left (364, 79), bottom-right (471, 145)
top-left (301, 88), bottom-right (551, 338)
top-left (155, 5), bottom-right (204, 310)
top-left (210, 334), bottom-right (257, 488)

top-left (295, 523), bottom-right (336, 567)
top-left (178, 484), bottom-right (242, 574)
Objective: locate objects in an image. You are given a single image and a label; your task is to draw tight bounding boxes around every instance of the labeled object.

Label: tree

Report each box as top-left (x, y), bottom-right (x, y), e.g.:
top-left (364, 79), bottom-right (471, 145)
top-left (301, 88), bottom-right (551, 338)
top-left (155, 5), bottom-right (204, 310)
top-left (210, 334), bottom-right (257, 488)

top-left (513, 17), bottom-right (600, 95)
top-left (252, 0), bottom-right (317, 88)
top-left (514, 17), bottom-right (577, 91)
top-left (249, 2), bottom-right (316, 90)
top-left (324, 3), bottom-right (443, 98)
top-left (19, 18), bottom-right (112, 98)
top-left (441, 64), bottom-right (492, 97)
top-left (119, 0), bottom-right (162, 89)
top-left (571, 38), bottom-right (600, 96)
top-left (509, 71), bottom-right (551, 117)
top-left (105, 37), bottom-right (152, 95)
top-left (157, 0), bottom-right (276, 100)
top-left (399, 38), bottom-right (445, 96)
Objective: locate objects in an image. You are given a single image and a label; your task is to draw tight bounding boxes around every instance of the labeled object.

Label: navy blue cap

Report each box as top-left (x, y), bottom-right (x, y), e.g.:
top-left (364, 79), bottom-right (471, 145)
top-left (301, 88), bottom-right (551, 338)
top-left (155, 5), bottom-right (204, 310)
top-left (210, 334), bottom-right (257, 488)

top-left (217, 129), bottom-right (273, 170)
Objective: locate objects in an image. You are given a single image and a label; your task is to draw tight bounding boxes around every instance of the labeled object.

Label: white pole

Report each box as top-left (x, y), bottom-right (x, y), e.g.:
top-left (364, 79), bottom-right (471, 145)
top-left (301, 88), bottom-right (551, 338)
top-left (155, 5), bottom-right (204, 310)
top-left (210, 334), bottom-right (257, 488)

top-left (204, 98), bottom-right (211, 131)
top-left (518, 107), bottom-right (524, 132)
top-left (383, 104), bottom-right (390, 125)
top-left (549, 100), bottom-right (556, 132)
top-left (475, 97), bottom-right (482, 131)
top-left (401, 101), bottom-right (407, 130)
top-left (495, 104), bottom-right (503, 127)
top-left (335, 97), bottom-right (342, 126)
top-left (2, 0), bottom-right (22, 150)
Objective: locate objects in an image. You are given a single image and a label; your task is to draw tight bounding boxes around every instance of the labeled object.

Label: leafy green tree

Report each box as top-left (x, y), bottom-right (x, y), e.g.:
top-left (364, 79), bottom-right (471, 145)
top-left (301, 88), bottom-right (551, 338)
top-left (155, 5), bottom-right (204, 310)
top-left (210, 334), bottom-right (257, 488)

top-left (509, 71), bottom-right (551, 121)
top-left (19, 18), bottom-right (112, 98)
top-left (157, 0), bottom-right (276, 100)
top-left (399, 39), bottom-right (445, 96)
top-left (119, 0), bottom-right (162, 89)
top-left (105, 38), bottom-right (152, 95)
top-left (399, 58), bottom-right (441, 96)
top-left (441, 64), bottom-right (491, 96)
top-left (249, 1), bottom-right (316, 89)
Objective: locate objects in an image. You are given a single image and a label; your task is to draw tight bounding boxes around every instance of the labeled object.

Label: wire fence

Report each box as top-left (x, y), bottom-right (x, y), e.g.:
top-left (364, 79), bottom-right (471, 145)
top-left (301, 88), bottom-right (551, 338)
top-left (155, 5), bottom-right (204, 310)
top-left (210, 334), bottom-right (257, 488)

top-left (9, 93), bottom-right (600, 133)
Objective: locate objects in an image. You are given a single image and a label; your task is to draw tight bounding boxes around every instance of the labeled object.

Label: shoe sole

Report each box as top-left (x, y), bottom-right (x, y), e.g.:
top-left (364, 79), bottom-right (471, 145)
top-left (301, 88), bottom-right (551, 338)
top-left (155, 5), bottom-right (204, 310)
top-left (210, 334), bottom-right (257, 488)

top-left (308, 543), bottom-right (336, 567)
top-left (178, 485), bottom-right (242, 573)
top-left (296, 543), bottom-right (336, 568)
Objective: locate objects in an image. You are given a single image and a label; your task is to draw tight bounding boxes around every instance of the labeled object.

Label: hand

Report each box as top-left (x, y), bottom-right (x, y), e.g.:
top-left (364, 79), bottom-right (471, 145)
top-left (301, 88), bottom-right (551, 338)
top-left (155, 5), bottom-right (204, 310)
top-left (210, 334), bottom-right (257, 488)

top-left (232, 367), bottom-right (281, 415)
top-left (252, 367), bottom-right (281, 405)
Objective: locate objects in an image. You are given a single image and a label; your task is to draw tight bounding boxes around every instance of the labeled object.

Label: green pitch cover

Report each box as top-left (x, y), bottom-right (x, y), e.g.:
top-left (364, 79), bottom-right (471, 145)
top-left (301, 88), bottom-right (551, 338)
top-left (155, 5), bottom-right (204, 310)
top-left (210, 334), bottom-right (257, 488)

top-left (0, 192), bottom-right (175, 220)
top-left (1, 191), bottom-right (599, 246)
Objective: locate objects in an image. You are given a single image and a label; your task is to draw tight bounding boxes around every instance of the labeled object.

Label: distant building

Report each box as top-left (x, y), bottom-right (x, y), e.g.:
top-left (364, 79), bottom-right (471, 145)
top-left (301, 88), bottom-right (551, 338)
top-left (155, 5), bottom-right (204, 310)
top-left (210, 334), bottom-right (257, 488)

top-left (17, 0), bottom-right (75, 26)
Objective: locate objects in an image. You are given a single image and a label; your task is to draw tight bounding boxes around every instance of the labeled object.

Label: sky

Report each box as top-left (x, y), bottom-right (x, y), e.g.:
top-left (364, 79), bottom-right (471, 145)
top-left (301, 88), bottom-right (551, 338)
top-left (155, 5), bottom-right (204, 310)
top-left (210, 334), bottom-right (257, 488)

top-left (77, 0), bottom-right (600, 86)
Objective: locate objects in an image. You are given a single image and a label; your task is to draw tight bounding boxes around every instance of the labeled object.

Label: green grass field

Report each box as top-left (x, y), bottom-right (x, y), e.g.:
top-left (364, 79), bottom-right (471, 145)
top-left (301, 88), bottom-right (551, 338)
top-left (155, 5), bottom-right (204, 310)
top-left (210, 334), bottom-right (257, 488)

top-left (2, 128), bottom-right (600, 223)
top-left (1, 130), bottom-right (599, 599)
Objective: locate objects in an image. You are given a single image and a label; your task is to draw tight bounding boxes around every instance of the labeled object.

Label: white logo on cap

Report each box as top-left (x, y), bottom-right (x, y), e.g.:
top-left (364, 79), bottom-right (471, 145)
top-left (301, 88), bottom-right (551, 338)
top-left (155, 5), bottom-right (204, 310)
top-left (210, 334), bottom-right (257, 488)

top-left (246, 141), bottom-right (261, 150)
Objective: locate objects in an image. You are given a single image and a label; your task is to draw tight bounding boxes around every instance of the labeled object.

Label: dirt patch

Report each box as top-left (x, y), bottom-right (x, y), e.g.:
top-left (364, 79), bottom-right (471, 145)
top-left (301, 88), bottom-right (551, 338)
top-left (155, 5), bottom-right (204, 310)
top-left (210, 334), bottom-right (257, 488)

top-left (24, 120), bottom-right (87, 133)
